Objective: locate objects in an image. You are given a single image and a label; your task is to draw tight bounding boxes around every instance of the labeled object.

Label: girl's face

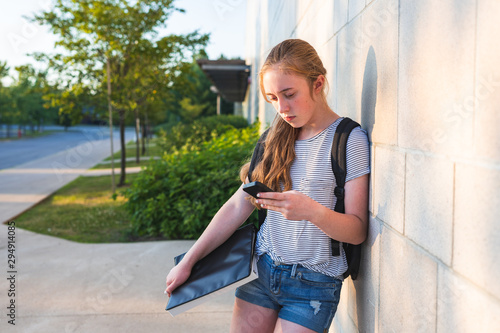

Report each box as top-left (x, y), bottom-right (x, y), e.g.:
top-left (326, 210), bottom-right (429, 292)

top-left (262, 66), bottom-right (323, 129)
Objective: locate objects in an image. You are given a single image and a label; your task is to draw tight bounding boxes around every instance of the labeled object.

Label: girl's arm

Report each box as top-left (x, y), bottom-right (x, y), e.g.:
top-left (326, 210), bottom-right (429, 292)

top-left (165, 184), bottom-right (255, 296)
top-left (256, 173), bottom-right (369, 245)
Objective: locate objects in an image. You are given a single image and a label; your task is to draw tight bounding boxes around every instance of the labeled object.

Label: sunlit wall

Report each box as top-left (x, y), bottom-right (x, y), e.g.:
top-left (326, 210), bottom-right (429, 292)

top-left (243, 0), bottom-right (500, 331)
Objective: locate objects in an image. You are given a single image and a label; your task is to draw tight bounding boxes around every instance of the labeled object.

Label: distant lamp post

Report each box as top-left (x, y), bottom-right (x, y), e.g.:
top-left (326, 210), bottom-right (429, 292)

top-left (210, 85), bottom-right (221, 115)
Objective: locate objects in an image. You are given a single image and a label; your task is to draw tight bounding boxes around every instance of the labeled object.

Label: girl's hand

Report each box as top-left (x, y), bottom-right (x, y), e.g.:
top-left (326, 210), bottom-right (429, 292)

top-left (256, 190), bottom-right (316, 221)
top-left (165, 262), bottom-right (192, 297)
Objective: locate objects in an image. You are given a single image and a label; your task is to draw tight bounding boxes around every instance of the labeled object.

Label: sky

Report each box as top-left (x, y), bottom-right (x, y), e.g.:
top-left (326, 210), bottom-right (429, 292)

top-left (0, 0), bottom-right (247, 85)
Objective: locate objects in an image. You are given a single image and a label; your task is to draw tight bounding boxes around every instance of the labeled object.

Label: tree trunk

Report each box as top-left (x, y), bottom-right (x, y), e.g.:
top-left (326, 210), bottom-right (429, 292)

top-left (135, 109), bottom-right (140, 164)
top-left (118, 111), bottom-right (126, 186)
top-left (141, 114), bottom-right (146, 156)
top-left (106, 56), bottom-right (116, 194)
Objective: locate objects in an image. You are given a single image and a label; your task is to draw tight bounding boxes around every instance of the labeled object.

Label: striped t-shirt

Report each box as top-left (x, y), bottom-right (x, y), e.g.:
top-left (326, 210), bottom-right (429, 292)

top-left (255, 117), bottom-right (371, 279)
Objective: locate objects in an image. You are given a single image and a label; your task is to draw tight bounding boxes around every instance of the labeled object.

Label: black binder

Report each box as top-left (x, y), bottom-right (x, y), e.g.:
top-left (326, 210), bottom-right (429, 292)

top-left (166, 224), bottom-right (257, 316)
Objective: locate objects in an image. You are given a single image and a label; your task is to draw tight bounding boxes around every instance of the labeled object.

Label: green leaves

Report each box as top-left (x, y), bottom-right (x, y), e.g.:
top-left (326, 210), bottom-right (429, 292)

top-left (157, 115), bottom-right (251, 154)
top-left (28, 0), bottom-right (211, 185)
top-left (0, 64), bottom-right (59, 131)
top-left (31, 0), bottom-right (210, 125)
top-left (124, 121), bottom-right (260, 239)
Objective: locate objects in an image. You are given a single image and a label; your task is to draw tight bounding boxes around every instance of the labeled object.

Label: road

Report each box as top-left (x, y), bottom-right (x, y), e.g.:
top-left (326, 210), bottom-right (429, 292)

top-left (0, 125), bottom-right (135, 224)
top-left (0, 125), bottom-right (131, 170)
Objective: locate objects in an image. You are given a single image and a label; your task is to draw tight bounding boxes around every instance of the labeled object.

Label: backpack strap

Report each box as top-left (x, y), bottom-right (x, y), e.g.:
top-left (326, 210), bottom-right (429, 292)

top-left (247, 118), bottom-right (364, 280)
top-left (248, 129), bottom-right (269, 229)
top-left (330, 117), bottom-right (360, 256)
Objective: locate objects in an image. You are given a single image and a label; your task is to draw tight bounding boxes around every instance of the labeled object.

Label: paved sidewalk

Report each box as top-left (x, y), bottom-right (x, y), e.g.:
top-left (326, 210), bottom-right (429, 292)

top-left (97, 156), bottom-right (161, 164)
top-left (0, 228), bottom-right (234, 333)
top-left (81, 166), bottom-right (143, 177)
top-left (0, 131), bottom-right (235, 332)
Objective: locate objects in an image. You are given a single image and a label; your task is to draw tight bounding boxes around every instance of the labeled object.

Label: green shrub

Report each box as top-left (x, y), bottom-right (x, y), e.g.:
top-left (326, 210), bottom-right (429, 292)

top-left (124, 123), bottom-right (260, 239)
top-left (157, 115), bottom-right (250, 154)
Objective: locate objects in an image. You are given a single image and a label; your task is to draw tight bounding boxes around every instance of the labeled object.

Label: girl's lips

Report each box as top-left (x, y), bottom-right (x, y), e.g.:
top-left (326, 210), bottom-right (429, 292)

top-left (284, 116), bottom-right (296, 122)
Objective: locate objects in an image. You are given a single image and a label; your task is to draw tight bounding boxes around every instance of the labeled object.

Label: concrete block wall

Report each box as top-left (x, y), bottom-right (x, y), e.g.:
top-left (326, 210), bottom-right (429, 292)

top-left (244, 0), bottom-right (500, 331)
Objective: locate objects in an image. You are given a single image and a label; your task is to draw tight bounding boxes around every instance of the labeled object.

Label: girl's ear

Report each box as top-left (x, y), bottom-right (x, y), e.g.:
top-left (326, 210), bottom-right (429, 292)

top-left (314, 75), bottom-right (325, 93)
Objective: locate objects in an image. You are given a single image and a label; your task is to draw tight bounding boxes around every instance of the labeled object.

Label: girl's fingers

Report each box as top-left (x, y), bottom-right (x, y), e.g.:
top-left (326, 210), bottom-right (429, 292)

top-left (256, 191), bottom-right (282, 200)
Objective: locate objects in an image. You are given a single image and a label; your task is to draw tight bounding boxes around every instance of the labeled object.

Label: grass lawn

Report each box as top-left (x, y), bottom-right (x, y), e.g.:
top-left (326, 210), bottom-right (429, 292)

top-left (105, 139), bottom-right (163, 160)
top-left (91, 139), bottom-right (163, 169)
top-left (91, 159), bottom-right (156, 169)
top-left (13, 174), bottom-right (143, 243)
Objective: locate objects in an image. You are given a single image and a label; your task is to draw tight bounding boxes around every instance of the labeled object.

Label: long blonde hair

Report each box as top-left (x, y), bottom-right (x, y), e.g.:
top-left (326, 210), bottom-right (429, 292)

top-left (243, 39), bottom-right (329, 197)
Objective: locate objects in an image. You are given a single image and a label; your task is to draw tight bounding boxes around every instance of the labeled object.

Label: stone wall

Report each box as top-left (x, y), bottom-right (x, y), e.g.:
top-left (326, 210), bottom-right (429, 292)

top-left (243, 0), bottom-right (500, 331)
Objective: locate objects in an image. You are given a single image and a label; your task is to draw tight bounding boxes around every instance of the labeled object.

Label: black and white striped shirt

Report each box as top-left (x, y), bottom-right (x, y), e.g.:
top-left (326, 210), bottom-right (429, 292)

top-left (255, 117), bottom-right (371, 278)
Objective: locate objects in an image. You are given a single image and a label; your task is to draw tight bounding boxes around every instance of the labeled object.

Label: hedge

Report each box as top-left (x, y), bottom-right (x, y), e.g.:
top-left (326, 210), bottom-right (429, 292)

top-left (156, 115), bottom-right (251, 154)
top-left (125, 123), bottom-right (260, 239)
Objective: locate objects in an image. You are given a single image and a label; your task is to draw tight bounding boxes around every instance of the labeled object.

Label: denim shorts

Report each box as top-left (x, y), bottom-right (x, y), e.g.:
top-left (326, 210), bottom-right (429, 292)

top-left (235, 253), bottom-right (342, 333)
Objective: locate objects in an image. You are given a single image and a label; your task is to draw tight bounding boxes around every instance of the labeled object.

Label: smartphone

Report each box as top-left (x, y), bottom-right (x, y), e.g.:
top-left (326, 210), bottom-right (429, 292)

top-left (242, 181), bottom-right (274, 198)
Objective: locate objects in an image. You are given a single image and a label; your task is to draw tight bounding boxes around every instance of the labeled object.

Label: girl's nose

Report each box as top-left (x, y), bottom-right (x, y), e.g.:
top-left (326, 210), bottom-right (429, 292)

top-left (277, 99), bottom-right (289, 113)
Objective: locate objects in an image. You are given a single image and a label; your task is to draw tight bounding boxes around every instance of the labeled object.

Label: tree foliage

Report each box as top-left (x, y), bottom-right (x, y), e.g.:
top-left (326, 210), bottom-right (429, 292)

top-left (32, 0), bottom-right (209, 185)
top-left (163, 55), bottom-right (217, 123)
top-left (0, 62), bottom-right (59, 137)
top-left (125, 122), bottom-right (259, 239)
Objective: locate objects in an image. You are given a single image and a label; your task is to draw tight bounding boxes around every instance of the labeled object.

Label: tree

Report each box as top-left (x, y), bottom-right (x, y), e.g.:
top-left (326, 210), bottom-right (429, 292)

top-left (33, 0), bottom-right (209, 186)
top-left (161, 54), bottom-right (218, 124)
top-left (0, 61), bottom-right (9, 87)
top-left (0, 63), bottom-right (58, 137)
top-left (0, 61), bottom-right (14, 137)
top-left (108, 37), bottom-right (209, 164)
top-left (12, 65), bottom-right (59, 133)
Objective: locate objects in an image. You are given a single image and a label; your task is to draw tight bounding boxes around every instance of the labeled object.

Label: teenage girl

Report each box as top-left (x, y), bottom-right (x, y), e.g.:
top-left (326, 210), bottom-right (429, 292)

top-left (165, 39), bottom-right (370, 333)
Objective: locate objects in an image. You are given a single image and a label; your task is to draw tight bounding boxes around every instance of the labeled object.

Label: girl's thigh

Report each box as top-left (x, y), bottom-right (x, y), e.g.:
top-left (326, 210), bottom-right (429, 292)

top-left (274, 318), bottom-right (317, 333)
top-left (231, 298), bottom-right (278, 333)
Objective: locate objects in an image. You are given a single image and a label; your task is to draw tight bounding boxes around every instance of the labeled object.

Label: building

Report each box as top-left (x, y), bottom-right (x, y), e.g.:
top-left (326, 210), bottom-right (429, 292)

top-left (197, 58), bottom-right (250, 116)
top-left (242, 1), bottom-right (500, 332)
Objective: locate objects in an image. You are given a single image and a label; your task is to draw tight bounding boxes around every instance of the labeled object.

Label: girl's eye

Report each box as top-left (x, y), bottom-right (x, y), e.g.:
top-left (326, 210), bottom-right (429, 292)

top-left (285, 93), bottom-right (294, 98)
top-left (269, 96), bottom-right (277, 101)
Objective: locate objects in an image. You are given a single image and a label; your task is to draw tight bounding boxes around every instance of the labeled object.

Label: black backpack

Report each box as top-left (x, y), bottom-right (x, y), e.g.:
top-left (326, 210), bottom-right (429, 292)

top-left (247, 117), bottom-right (363, 280)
